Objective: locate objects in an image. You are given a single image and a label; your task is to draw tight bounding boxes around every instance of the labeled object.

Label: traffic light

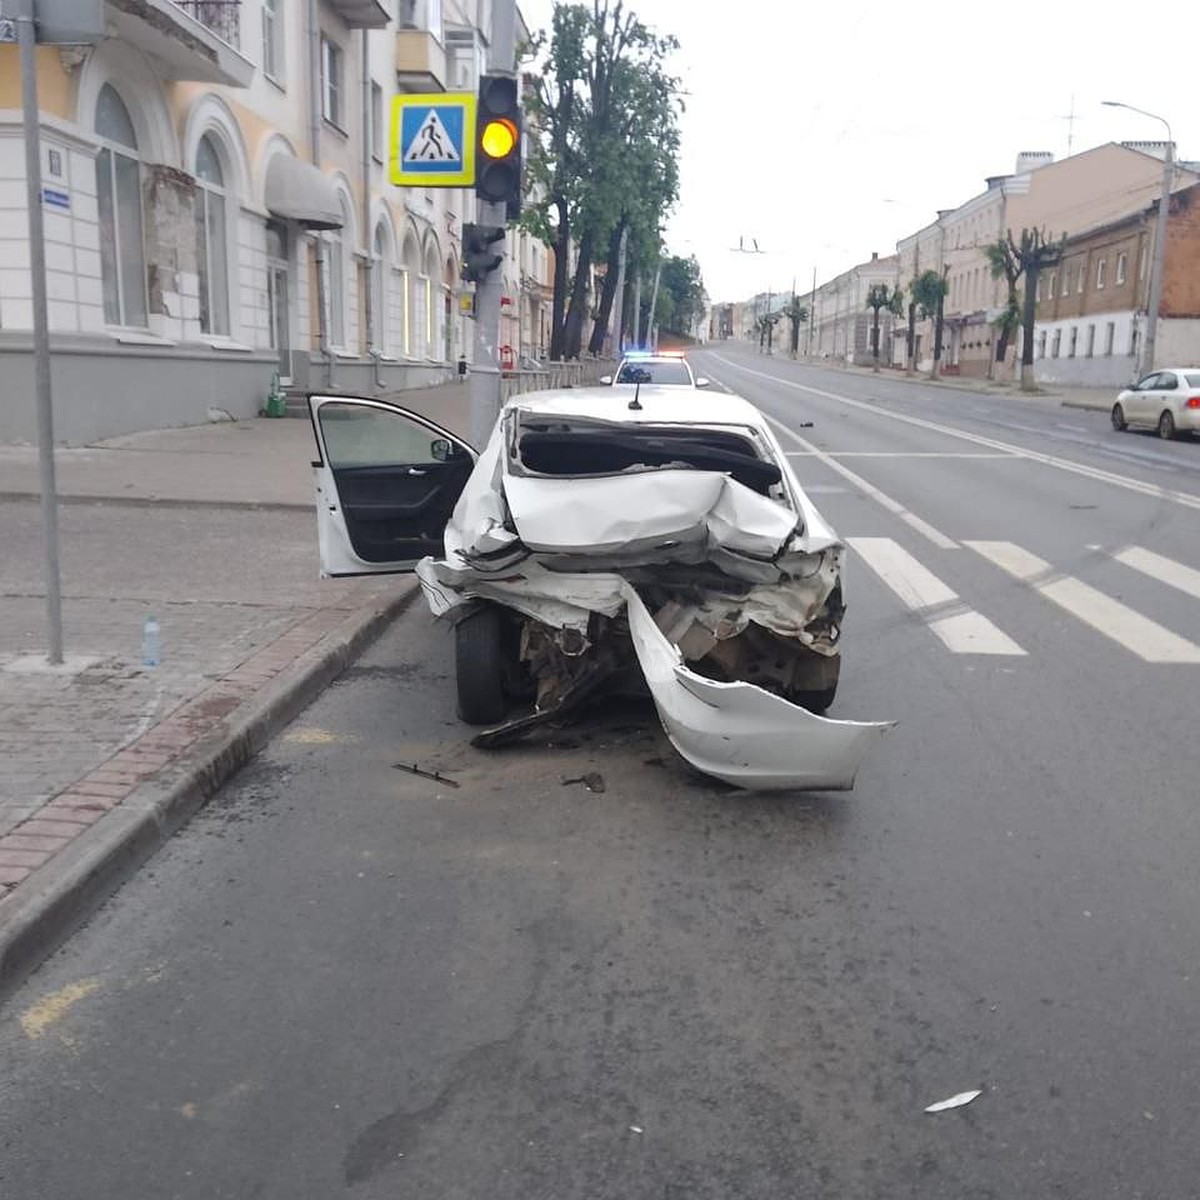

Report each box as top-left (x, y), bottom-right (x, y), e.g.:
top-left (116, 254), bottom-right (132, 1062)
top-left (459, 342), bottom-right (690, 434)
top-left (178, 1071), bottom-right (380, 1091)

top-left (462, 223), bottom-right (505, 284)
top-left (475, 74), bottom-right (523, 214)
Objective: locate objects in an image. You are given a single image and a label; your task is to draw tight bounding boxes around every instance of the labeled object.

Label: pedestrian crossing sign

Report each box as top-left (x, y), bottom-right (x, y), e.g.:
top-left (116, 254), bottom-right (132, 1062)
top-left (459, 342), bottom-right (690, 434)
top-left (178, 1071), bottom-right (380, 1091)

top-left (390, 93), bottom-right (477, 187)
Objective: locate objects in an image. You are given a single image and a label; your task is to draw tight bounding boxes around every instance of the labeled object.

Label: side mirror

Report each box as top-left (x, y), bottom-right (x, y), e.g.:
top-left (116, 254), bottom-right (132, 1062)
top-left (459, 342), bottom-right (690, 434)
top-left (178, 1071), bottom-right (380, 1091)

top-left (599, 374), bottom-right (612, 385)
top-left (430, 438), bottom-right (452, 461)
top-left (695, 377), bottom-right (711, 388)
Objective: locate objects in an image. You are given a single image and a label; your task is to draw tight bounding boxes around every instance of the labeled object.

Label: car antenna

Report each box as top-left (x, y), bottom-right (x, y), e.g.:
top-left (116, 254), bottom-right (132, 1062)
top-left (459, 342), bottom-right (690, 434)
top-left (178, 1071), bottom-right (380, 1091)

top-left (629, 373), bottom-right (643, 410)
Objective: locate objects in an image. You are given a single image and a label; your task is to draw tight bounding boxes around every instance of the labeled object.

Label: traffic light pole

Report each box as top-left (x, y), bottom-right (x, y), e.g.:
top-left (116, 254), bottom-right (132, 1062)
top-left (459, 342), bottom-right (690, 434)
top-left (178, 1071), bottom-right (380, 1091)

top-left (468, 0), bottom-right (517, 453)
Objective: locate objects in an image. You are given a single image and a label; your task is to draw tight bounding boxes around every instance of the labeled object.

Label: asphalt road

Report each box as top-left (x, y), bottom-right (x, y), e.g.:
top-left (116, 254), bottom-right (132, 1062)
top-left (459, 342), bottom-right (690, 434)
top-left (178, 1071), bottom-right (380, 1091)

top-left (3, 347), bottom-right (1200, 1198)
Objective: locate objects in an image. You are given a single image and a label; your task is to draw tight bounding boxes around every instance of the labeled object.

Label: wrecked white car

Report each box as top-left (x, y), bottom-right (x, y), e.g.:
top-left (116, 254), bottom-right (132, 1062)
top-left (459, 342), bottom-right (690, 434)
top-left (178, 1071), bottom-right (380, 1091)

top-left (308, 386), bottom-right (892, 791)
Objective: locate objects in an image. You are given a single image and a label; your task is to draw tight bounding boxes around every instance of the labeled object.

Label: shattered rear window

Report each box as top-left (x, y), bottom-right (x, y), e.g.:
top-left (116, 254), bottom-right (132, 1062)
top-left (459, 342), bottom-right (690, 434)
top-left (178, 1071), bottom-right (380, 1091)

top-left (514, 418), bottom-right (784, 496)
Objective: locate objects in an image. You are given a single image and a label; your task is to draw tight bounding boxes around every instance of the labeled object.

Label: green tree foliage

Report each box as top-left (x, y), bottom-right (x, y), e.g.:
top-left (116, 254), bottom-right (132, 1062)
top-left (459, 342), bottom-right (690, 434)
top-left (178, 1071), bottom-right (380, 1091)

top-left (523, 2), bottom-right (682, 360)
top-left (1005, 227), bottom-right (1066, 391)
top-left (784, 297), bottom-right (809, 358)
top-left (654, 254), bottom-right (706, 338)
top-left (911, 270), bottom-right (950, 377)
top-left (864, 283), bottom-right (903, 370)
top-left (983, 239), bottom-right (1023, 373)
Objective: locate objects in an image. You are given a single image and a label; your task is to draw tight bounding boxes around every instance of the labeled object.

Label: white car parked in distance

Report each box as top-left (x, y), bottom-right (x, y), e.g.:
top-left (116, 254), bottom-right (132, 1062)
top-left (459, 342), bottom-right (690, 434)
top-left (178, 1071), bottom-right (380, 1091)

top-left (1111, 369), bottom-right (1200, 439)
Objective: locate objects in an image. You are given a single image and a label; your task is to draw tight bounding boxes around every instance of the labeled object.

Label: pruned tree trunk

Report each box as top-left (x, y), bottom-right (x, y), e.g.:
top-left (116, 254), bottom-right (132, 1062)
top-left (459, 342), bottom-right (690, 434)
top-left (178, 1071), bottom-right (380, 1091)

top-left (906, 301), bottom-right (916, 375)
top-left (1020, 267), bottom-right (1038, 391)
top-left (871, 309), bottom-right (881, 371)
top-left (587, 220), bottom-right (624, 356)
top-left (550, 199), bottom-right (570, 361)
top-left (563, 228), bottom-right (595, 360)
top-left (932, 292), bottom-right (945, 379)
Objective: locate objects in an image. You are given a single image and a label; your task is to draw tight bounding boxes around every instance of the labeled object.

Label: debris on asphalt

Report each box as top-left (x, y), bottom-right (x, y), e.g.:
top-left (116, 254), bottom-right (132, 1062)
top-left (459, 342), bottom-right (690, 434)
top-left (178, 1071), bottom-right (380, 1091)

top-left (562, 772), bottom-right (606, 793)
top-left (924, 1089), bottom-right (983, 1113)
top-left (629, 1125), bottom-right (644, 1134)
top-left (392, 762), bottom-right (460, 788)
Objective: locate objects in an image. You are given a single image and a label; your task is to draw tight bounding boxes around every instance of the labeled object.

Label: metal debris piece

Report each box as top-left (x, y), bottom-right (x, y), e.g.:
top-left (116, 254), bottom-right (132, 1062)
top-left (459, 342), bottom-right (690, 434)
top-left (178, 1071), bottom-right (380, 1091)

top-left (562, 772), bottom-right (606, 793)
top-left (392, 762), bottom-right (460, 788)
top-left (924, 1089), bottom-right (983, 1113)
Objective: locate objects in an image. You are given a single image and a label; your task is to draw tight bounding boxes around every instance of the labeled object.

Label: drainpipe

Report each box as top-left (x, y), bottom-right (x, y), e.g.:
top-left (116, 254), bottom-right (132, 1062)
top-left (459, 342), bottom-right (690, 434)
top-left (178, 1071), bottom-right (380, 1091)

top-left (361, 29), bottom-right (381, 387)
top-left (309, 0), bottom-right (333, 385)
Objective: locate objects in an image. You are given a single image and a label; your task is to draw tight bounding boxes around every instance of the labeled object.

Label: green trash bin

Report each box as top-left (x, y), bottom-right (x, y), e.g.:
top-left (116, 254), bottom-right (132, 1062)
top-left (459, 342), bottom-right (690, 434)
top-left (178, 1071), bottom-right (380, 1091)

top-left (264, 371), bottom-right (287, 418)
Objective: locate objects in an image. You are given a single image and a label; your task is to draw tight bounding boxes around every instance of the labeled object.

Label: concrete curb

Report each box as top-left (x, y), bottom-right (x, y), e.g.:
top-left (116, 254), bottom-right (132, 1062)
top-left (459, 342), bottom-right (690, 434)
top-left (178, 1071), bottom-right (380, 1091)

top-left (0, 583), bottom-right (419, 1001)
top-left (0, 491), bottom-right (311, 512)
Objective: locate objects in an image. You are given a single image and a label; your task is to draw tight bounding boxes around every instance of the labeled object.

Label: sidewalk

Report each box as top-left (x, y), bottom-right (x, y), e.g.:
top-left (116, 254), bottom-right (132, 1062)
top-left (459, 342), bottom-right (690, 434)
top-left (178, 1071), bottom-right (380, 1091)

top-left (0, 404), bottom-right (435, 992)
top-left (795, 356), bottom-right (1115, 412)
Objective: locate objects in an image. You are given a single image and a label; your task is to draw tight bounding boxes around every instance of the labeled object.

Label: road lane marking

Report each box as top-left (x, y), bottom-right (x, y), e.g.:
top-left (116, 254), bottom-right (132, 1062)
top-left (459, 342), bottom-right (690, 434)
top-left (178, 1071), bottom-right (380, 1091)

top-left (1113, 546), bottom-right (1200, 602)
top-left (770, 418), bottom-right (959, 549)
top-left (849, 537), bottom-right (1026, 656)
top-left (785, 451), bottom-right (1015, 459)
top-left (966, 541), bottom-right (1200, 664)
top-left (712, 354), bottom-right (1200, 513)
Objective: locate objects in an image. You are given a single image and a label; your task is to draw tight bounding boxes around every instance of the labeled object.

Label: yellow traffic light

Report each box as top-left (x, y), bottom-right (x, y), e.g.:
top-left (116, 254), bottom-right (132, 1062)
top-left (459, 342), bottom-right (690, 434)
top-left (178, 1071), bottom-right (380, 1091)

top-left (480, 118), bottom-right (518, 159)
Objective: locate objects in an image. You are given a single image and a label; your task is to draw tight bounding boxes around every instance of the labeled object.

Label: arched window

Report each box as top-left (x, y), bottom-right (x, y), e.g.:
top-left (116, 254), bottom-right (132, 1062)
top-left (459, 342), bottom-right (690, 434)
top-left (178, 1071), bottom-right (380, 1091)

top-left (424, 239), bottom-right (440, 361)
top-left (194, 134), bottom-right (230, 336)
top-left (326, 197), bottom-right (351, 348)
top-left (95, 84), bottom-right (147, 327)
top-left (372, 222), bottom-right (389, 355)
top-left (401, 231), bottom-right (421, 359)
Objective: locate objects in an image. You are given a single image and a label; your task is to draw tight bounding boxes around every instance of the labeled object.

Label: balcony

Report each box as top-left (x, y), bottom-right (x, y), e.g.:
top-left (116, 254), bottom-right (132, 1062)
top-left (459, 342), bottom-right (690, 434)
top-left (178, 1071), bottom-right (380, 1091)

top-left (105, 0), bottom-right (254, 86)
top-left (326, 0), bottom-right (390, 28)
top-left (396, 28), bottom-right (447, 92)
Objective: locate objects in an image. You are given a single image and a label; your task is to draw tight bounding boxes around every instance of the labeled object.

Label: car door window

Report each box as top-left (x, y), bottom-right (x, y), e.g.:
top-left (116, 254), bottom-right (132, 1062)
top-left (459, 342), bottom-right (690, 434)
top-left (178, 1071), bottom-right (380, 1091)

top-left (1158, 372), bottom-right (1178, 391)
top-left (317, 402), bottom-right (473, 564)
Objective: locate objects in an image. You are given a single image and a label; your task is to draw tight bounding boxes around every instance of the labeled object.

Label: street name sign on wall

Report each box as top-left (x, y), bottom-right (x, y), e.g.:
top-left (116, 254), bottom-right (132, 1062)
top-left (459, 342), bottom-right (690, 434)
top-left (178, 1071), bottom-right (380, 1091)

top-left (390, 92), bottom-right (477, 188)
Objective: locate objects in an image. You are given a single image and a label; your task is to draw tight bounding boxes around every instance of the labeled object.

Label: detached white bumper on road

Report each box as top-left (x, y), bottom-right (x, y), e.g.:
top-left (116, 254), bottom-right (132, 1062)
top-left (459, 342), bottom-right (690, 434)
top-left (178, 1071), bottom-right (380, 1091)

top-left (625, 587), bottom-right (894, 791)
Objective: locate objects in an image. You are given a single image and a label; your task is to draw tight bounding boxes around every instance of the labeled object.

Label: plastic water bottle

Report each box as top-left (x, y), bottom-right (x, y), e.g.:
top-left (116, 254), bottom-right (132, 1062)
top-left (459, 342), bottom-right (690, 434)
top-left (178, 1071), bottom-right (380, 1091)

top-left (141, 615), bottom-right (161, 667)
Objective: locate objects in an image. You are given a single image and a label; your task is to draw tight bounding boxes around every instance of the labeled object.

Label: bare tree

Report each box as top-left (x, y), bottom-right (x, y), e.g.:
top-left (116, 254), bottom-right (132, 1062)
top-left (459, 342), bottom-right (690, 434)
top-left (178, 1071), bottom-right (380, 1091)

top-left (1007, 227), bottom-right (1066, 391)
top-left (865, 284), bottom-right (904, 373)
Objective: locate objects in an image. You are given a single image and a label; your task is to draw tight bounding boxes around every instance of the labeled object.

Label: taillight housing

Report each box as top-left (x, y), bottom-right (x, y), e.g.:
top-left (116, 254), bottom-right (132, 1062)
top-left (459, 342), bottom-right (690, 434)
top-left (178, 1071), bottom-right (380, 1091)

top-left (1187, 396), bottom-right (1200, 409)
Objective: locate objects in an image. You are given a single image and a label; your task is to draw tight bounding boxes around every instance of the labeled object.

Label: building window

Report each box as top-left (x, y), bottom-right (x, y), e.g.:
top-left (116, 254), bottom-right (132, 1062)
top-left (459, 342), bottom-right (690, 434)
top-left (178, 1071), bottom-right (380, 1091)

top-left (1096, 258), bottom-right (1106, 289)
top-left (321, 37), bottom-right (342, 127)
top-left (1077, 264), bottom-right (1084, 294)
top-left (1068, 326), bottom-right (1078, 357)
top-left (94, 84), bottom-right (147, 328)
top-left (1036, 275), bottom-right (1044, 301)
top-left (1086, 324), bottom-right (1095, 358)
top-left (1063, 266), bottom-right (1071, 295)
top-left (1116, 252), bottom-right (1127, 285)
top-left (1051, 329), bottom-right (1061, 358)
top-left (262, 0), bottom-right (282, 83)
top-left (1105, 321), bottom-right (1115, 356)
top-left (1130, 327), bottom-right (1140, 359)
top-left (1049, 272), bottom-right (1058, 299)
top-left (326, 224), bottom-right (345, 347)
top-left (194, 135), bottom-right (230, 337)
top-left (1139, 246), bottom-right (1148, 280)
top-left (370, 81), bottom-right (383, 162)
top-left (371, 223), bottom-right (388, 354)
top-left (1037, 330), bottom-right (1047, 359)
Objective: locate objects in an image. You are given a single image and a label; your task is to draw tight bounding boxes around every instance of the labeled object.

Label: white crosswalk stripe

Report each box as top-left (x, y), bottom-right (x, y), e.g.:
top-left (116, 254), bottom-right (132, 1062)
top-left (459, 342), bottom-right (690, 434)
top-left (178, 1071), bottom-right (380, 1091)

top-left (848, 537), bottom-right (1026, 655)
top-left (1113, 546), bottom-right (1200, 602)
top-left (966, 541), bottom-right (1200, 664)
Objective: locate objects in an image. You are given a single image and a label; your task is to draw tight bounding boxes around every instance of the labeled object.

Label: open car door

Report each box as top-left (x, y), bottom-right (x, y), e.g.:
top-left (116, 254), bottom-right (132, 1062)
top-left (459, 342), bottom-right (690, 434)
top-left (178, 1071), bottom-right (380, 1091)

top-left (309, 395), bottom-right (477, 577)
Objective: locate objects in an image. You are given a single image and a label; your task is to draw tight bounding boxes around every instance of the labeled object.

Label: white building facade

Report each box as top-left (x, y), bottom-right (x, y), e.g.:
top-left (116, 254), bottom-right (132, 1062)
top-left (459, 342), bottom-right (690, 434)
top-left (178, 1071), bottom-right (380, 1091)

top-left (0, 0), bottom-right (540, 442)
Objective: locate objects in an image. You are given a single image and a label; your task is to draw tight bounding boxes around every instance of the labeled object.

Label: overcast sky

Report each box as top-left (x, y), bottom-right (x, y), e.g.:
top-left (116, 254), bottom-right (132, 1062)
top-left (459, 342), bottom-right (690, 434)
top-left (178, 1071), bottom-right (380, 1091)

top-left (517, 0), bottom-right (1200, 304)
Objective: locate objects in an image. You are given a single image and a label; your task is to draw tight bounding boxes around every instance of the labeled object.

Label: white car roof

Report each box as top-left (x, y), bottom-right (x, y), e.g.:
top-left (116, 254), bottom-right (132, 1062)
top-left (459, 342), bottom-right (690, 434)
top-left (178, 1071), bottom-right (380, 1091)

top-left (505, 385), bottom-right (768, 429)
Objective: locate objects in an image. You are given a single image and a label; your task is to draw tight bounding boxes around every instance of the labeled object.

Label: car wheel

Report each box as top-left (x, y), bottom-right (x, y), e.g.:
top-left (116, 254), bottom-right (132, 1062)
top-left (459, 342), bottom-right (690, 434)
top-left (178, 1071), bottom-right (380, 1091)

top-left (1158, 410), bottom-right (1177, 440)
top-left (1111, 403), bottom-right (1127, 432)
top-left (792, 682), bottom-right (838, 715)
top-left (455, 605), bottom-right (509, 725)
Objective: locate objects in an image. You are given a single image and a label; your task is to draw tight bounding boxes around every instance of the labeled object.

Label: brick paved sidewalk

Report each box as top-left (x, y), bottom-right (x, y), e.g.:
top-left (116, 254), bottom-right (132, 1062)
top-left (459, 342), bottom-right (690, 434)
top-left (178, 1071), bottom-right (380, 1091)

top-left (0, 418), bottom-right (417, 939)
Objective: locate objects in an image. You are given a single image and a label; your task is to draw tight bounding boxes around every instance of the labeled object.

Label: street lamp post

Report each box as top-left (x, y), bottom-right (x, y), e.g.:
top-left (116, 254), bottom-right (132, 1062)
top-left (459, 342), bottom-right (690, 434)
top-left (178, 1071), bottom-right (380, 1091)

top-left (1103, 100), bottom-right (1173, 373)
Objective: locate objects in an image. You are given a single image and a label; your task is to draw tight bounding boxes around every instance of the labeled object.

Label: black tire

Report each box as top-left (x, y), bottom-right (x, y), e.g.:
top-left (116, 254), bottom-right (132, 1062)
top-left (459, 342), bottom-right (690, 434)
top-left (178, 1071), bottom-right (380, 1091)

top-left (455, 606), bottom-right (508, 725)
top-left (1111, 403), bottom-right (1127, 432)
top-left (1158, 410), bottom-right (1177, 440)
top-left (791, 683), bottom-right (838, 715)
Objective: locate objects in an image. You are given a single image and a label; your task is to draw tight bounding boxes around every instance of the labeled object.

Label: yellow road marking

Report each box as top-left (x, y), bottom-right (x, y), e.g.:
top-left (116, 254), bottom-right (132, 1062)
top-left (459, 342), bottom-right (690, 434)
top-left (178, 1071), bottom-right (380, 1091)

top-left (19, 978), bottom-right (102, 1039)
